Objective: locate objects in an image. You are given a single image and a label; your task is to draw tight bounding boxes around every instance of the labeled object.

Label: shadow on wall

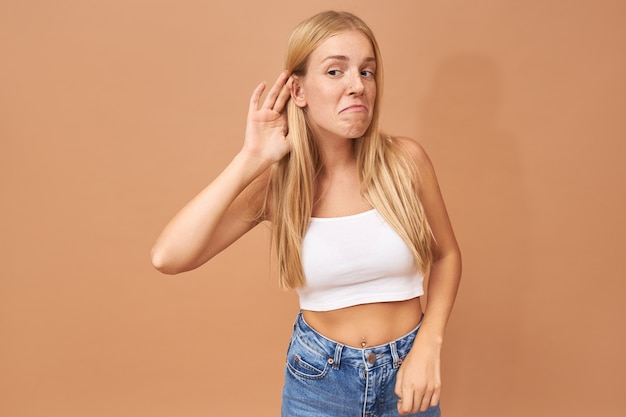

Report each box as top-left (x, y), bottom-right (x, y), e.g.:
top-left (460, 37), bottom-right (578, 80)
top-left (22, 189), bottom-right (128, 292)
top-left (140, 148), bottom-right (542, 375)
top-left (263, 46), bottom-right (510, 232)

top-left (419, 54), bottom-right (533, 411)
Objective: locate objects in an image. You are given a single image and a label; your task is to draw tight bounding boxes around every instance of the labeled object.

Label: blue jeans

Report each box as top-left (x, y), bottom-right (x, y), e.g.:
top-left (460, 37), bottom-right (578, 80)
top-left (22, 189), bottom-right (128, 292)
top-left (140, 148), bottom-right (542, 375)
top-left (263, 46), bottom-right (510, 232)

top-left (281, 312), bottom-right (441, 417)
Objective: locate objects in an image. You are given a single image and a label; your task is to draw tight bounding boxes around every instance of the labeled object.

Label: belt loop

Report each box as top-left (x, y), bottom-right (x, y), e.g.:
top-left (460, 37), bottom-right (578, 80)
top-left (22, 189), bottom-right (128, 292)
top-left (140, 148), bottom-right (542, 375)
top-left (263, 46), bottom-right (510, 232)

top-left (332, 343), bottom-right (343, 370)
top-left (294, 311), bottom-right (301, 330)
top-left (390, 341), bottom-right (401, 369)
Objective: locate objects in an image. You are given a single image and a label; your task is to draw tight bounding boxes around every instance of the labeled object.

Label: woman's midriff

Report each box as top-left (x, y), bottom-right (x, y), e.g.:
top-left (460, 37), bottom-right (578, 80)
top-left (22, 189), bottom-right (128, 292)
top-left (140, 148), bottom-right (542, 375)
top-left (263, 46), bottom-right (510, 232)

top-left (301, 297), bottom-right (423, 348)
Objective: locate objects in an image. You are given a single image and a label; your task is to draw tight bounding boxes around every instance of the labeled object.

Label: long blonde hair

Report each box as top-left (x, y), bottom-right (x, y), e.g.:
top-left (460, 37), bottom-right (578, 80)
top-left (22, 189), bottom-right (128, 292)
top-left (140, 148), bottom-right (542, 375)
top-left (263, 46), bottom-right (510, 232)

top-left (265, 11), bottom-right (433, 289)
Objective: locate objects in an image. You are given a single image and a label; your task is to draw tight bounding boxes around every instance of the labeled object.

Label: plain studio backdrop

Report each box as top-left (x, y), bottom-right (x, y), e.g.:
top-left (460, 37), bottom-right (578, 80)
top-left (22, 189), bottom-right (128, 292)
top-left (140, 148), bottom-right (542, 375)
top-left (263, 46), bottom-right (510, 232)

top-left (1, 1), bottom-right (625, 416)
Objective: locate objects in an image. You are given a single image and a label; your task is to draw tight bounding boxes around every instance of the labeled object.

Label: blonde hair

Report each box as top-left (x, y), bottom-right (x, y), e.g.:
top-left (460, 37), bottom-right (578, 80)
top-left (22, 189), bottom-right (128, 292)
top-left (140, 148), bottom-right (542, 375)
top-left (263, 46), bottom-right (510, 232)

top-left (265, 11), bottom-right (433, 289)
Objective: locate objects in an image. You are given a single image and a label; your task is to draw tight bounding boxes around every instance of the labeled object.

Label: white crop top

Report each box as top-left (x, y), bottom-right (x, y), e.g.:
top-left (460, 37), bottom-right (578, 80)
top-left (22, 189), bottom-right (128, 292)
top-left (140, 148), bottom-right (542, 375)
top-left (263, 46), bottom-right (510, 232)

top-left (297, 209), bottom-right (424, 311)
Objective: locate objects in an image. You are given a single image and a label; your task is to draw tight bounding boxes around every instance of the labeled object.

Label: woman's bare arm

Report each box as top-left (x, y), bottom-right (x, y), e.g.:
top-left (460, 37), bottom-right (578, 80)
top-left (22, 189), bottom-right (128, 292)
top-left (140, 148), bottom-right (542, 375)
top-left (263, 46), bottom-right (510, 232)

top-left (151, 72), bottom-right (292, 274)
top-left (395, 137), bottom-right (462, 415)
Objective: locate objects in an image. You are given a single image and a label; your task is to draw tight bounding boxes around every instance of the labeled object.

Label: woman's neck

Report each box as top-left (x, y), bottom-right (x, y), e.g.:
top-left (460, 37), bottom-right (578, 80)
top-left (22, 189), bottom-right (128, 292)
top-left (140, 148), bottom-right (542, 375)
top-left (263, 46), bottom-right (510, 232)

top-left (315, 136), bottom-right (358, 173)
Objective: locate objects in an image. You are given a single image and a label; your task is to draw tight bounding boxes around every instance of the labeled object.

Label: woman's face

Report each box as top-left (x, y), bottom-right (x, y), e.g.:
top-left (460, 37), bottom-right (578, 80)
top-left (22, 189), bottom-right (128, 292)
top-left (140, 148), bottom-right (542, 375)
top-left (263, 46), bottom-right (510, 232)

top-left (295, 30), bottom-right (377, 141)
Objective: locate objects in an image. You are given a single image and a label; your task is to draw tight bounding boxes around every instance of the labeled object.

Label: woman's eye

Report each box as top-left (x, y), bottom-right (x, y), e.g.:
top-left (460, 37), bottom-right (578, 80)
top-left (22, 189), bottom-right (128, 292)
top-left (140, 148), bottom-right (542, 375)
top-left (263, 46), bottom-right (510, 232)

top-left (328, 69), bottom-right (341, 76)
top-left (361, 70), bottom-right (375, 77)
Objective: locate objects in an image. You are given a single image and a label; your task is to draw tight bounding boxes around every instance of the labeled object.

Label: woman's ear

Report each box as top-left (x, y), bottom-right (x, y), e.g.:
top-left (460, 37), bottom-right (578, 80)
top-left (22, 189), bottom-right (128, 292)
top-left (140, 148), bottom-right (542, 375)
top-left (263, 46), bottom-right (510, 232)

top-left (290, 76), bottom-right (307, 108)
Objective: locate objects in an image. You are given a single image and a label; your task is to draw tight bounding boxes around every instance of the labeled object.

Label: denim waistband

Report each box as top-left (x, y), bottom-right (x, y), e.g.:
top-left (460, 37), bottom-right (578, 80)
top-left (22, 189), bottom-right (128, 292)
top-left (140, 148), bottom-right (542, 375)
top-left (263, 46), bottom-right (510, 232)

top-left (293, 311), bottom-right (422, 371)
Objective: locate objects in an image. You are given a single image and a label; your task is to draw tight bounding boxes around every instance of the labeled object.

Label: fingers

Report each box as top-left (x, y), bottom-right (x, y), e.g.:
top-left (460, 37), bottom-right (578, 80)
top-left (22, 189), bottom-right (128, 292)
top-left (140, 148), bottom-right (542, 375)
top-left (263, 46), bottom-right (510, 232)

top-left (272, 75), bottom-right (293, 113)
top-left (397, 391), bottom-right (428, 415)
top-left (395, 372), bottom-right (414, 415)
top-left (249, 81), bottom-right (266, 114)
top-left (396, 393), bottom-right (414, 416)
top-left (429, 389), bottom-right (440, 410)
top-left (418, 392), bottom-right (431, 413)
top-left (261, 70), bottom-right (290, 111)
top-left (249, 71), bottom-right (291, 115)
top-left (396, 386), bottom-right (439, 414)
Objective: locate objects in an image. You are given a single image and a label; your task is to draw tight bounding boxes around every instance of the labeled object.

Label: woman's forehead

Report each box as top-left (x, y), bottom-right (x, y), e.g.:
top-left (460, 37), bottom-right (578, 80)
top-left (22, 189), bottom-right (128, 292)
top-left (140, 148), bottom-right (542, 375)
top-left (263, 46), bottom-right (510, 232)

top-left (310, 31), bottom-right (375, 63)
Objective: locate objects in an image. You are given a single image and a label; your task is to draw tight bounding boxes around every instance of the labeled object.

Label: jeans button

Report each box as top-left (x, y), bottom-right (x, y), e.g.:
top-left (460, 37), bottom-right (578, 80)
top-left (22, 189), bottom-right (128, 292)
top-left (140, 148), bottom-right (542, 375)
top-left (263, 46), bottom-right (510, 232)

top-left (367, 352), bottom-right (376, 364)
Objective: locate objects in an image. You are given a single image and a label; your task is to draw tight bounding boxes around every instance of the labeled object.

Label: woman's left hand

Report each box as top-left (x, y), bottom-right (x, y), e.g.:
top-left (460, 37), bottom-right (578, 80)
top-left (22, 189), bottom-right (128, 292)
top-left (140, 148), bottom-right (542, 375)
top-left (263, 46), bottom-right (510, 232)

top-left (394, 337), bottom-right (442, 415)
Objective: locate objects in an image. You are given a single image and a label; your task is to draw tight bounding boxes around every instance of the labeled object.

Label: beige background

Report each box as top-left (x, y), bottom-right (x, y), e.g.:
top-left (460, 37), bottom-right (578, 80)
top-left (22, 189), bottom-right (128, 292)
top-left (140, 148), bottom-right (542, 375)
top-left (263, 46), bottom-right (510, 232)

top-left (2, 0), bottom-right (625, 416)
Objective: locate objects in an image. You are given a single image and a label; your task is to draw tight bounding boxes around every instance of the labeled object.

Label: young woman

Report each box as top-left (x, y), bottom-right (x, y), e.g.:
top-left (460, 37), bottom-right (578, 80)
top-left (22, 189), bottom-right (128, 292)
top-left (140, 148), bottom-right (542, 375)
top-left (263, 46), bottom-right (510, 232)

top-left (152, 11), bottom-right (461, 417)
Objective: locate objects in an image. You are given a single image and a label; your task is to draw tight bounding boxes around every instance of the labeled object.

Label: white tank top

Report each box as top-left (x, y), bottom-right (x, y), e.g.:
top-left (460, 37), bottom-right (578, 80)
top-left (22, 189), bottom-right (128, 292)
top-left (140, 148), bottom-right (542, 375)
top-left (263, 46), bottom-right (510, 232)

top-left (297, 209), bottom-right (424, 311)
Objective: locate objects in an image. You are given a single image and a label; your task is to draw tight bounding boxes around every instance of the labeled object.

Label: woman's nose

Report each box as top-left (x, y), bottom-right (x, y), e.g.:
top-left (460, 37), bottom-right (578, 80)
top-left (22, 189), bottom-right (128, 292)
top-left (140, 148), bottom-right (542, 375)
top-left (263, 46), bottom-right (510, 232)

top-left (347, 72), bottom-right (365, 95)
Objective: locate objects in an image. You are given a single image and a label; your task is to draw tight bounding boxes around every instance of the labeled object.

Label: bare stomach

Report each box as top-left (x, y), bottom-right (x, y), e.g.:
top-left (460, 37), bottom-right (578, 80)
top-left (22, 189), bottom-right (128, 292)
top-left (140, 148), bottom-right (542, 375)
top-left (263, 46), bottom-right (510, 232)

top-left (302, 297), bottom-right (423, 348)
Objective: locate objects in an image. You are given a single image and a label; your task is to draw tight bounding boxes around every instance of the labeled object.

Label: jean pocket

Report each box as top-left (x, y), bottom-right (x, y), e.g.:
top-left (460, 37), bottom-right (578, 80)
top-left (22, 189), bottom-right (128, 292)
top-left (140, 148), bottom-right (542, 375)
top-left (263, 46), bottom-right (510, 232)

top-left (285, 338), bottom-right (330, 380)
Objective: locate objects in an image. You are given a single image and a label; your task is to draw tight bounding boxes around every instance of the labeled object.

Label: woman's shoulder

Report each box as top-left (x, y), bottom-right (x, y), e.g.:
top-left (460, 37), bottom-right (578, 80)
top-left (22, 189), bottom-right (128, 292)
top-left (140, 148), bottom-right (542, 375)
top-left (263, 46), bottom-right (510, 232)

top-left (387, 135), bottom-right (432, 169)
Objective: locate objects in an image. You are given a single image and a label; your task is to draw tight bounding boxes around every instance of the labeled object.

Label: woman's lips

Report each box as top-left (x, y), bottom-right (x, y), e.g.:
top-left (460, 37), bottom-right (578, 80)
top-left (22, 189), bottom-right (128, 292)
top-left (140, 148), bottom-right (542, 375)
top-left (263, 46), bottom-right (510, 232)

top-left (340, 104), bottom-right (369, 113)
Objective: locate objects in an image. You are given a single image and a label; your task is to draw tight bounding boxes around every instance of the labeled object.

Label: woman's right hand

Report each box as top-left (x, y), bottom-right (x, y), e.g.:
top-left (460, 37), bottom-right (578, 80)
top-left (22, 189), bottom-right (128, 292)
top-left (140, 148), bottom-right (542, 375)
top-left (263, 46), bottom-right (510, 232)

top-left (241, 71), bottom-right (293, 166)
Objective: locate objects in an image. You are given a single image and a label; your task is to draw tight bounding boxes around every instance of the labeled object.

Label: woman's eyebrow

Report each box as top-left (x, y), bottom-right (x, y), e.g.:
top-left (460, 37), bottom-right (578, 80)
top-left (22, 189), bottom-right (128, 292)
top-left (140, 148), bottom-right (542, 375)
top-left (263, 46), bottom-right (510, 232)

top-left (322, 55), bottom-right (376, 63)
